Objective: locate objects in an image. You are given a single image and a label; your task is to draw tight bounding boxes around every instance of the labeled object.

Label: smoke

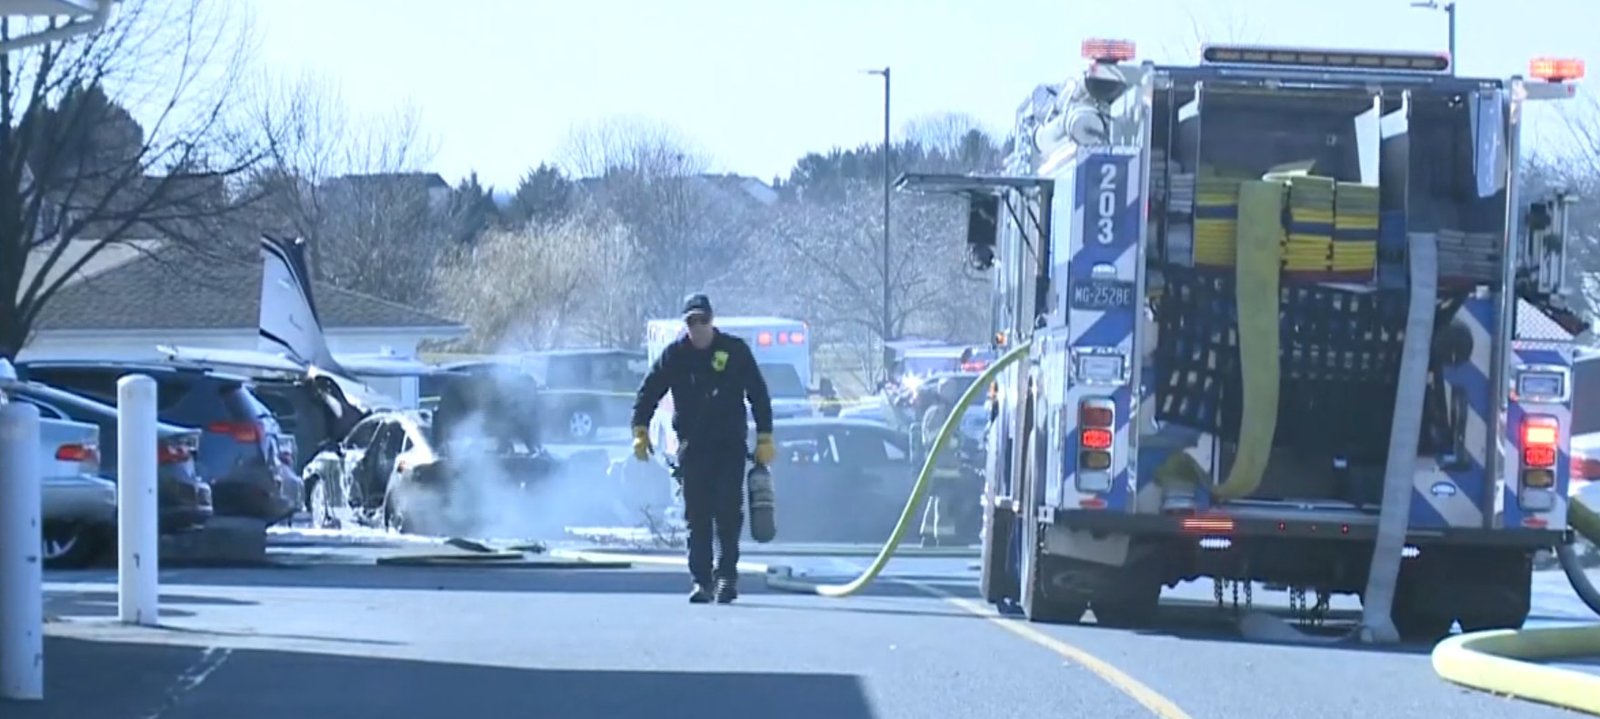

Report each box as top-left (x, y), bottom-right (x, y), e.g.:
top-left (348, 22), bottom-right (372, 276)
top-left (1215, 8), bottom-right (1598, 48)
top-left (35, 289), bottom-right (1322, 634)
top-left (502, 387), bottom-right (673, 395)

top-left (395, 358), bottom-right (669, 542)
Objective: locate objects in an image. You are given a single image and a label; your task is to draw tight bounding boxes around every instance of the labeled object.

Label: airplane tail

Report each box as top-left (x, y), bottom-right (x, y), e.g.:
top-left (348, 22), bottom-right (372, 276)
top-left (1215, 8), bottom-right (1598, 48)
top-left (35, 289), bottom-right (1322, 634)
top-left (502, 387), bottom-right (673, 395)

top-left (259, 234), bottom-right (348, 375)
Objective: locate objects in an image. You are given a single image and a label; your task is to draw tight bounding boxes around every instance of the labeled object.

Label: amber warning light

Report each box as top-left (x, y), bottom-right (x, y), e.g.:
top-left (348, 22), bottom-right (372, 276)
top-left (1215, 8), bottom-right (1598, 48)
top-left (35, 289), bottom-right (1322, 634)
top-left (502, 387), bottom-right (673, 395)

top-left (1082, 38), bottom-right (1135, 63)
top-left (1530, 57), bottom-right (1585, 82)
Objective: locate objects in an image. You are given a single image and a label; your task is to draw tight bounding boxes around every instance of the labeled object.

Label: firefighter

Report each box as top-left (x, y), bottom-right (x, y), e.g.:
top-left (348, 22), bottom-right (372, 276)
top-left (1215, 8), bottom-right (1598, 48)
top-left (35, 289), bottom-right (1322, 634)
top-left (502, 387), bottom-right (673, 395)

top-left (919, 378), bottom-right (966, 546)
top-left (631, 293), bottom-right (776, 604)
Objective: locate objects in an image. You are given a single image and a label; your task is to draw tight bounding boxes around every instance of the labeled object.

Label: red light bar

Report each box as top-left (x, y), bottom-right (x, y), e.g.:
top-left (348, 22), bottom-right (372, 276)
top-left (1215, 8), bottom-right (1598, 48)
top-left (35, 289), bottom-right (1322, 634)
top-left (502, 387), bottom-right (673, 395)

top-left (1530, 57), bottom-right (1585, 82)
top-left (757, 331), bottom-right (773, 347)
top-left (1082, 38), bottom-right (1135, 62)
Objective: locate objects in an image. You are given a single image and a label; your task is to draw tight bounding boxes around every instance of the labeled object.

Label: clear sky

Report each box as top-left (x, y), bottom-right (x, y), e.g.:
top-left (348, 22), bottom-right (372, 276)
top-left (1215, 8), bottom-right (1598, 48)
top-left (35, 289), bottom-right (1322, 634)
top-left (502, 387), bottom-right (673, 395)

top-left (246, 0), bottom-right (1597, 190)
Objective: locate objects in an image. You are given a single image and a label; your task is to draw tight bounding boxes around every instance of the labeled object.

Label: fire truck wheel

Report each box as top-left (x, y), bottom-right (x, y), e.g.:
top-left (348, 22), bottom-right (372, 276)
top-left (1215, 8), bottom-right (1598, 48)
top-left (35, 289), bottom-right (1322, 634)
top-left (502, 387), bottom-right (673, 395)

top-left (1390, 582), bottom-right (1454, 643)
top-left (1453, 549), bottom-right (1533, 633)
top-left (1020, 532), bottom-right (1088, 623)
top-left (1091, 561), bottom-right (1163, 629)
top-left (980, 502), bottom-right (1019, 604)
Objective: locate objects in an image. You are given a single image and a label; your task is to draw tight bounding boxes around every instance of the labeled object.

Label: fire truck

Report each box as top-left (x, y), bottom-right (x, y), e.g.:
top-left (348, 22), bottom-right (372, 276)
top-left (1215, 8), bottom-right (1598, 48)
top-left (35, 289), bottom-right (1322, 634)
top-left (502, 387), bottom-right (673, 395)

top-left (895, 40), bottom-right (1589, 637)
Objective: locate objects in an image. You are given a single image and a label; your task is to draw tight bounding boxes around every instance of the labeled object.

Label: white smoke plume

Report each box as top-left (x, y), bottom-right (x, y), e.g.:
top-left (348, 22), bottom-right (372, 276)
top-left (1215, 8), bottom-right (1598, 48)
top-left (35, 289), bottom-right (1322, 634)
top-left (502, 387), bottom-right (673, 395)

top-left (401, 358), bottom-right (669, 543)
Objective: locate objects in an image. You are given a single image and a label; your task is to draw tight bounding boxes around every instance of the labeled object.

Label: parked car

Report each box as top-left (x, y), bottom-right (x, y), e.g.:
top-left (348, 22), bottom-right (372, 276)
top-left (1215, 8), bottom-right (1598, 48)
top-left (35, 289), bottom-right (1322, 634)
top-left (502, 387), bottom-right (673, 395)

top-left (17, 360), bottom-right (295, 523)
top-left (3, 380), bottom-right (212, 532)
top-left (521, 349), bottom-right (646, 442)
top-left (37, 412), bottom-right (118, 568)
top-left (3, 365), bottom-right (119, 569)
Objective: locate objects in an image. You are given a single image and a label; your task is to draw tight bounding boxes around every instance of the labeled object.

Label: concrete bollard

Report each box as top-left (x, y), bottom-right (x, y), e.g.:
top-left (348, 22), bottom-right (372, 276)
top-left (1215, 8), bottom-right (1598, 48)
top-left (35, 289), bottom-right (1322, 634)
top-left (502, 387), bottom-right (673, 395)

top-left (117, 374), bottom-right (159, 626)
top-left (0, 398), bottom-right (44, 700)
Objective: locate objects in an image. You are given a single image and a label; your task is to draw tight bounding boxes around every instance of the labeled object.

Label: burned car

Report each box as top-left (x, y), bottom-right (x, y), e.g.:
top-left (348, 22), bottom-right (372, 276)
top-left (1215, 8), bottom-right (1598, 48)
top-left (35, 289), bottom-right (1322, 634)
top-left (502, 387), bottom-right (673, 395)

top-left (302, 400), bottom-right (608, 537)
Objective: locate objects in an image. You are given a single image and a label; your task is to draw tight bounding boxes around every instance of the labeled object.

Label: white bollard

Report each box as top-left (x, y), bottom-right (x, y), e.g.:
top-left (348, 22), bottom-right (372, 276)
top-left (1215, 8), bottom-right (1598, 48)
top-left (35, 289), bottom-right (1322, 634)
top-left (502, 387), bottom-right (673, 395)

top-left (0, 400), bottom-right (44, 701)
top-left (117, 374), bottom-right (159, 626)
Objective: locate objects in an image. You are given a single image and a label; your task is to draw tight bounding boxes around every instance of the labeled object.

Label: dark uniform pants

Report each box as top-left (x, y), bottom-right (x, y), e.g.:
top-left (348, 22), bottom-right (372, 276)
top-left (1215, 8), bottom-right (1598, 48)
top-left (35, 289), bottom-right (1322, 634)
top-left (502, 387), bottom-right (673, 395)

top-left (678, 439), bottom-right (748, 586)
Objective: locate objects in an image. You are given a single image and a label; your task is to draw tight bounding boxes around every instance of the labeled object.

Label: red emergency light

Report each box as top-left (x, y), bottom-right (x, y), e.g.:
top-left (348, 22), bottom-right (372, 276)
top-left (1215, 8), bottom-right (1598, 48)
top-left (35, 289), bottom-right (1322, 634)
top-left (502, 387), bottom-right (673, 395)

top-left (1082, 38), bottom-right (1136, 63)
top-left (1530, 57), bottom-right (1585, 82)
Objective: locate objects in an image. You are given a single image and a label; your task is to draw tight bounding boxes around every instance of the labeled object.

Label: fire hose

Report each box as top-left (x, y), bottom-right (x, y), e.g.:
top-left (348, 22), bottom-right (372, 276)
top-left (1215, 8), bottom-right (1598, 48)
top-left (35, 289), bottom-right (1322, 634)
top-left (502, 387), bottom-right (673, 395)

top-left (762, 339), bottom-right (1032, 597)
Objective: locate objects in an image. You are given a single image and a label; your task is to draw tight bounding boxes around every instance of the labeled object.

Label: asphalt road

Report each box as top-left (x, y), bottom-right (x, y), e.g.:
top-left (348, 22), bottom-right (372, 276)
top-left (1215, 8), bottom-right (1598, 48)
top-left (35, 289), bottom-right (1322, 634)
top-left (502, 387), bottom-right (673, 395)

top-left (9, 533), bottom-right (1595, 719)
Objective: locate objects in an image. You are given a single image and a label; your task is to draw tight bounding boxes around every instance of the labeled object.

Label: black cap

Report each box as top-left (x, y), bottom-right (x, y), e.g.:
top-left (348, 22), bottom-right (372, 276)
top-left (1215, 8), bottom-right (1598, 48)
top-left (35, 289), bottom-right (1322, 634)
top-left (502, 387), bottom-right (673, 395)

top-left (682, 293), bottom-right (713, 319)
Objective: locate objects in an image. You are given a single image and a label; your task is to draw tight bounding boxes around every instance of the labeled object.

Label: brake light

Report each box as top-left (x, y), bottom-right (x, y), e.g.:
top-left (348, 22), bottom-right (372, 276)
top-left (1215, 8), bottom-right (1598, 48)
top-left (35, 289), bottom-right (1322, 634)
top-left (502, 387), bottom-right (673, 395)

top-left (1081, 428), bottom-right (1113, 450)
top-left (1083, 38), bottom-right (1136, 62)
top-left (55, 443), bottom-right (99, 464)
top-left (157, 442), bottom-right (191, 465)
top-left (208, 420), bottom-right (260, 443)
top-left (1521, 415), bottom-right (1558, 468)
top-left (1530, 57), bottom-right (1585, 82)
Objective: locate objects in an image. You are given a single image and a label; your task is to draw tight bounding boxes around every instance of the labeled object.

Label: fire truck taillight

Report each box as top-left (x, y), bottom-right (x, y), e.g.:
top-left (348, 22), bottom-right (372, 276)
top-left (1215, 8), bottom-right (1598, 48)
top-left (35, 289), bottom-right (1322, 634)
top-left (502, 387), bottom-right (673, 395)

top-left (1519, 414), bottom-right (1560, 511)
top-left (1521, 415), bottom-right (1558, 468)
top-left (1076, 398), bottom-right (1115, 490)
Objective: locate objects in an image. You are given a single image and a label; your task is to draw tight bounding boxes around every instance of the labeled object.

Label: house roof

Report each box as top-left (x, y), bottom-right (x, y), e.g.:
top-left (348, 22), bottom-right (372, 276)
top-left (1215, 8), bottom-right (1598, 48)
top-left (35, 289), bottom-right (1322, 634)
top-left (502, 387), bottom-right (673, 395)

top-left (34, 242), bottom-right (463, 333)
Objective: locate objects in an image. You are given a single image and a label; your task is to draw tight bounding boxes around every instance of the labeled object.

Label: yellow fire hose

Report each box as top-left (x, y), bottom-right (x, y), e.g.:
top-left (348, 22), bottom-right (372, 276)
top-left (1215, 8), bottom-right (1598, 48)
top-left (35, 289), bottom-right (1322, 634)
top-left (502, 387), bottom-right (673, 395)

top-left (764, 340), bottom-right (1033, 597)
top-left (1431, 498), bottom-right (1600, 715)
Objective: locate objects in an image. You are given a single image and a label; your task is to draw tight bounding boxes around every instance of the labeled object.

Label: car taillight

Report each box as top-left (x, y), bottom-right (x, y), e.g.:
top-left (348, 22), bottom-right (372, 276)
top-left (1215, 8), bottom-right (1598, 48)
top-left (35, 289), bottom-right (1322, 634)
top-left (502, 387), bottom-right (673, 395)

top-left (158, 442), bottom-right (192, 465)
top-left (56, 443), bottom-right (99, 465)
top-left (1573, 454), bottom-right (1600, 480)
top-left (208, 420), bottom-right (261, 443)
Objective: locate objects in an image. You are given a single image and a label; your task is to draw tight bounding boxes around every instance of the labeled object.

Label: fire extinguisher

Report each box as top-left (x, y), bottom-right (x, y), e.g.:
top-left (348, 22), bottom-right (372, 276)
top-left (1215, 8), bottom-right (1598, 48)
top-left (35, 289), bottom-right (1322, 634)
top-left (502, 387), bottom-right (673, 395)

top-left (747, 459), bottom-right (777, 543)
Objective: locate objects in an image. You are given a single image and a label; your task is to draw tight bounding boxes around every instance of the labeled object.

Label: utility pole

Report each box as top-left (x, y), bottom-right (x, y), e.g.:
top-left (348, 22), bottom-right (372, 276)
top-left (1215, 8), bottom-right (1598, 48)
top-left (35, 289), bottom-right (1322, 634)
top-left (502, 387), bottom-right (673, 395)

top-left (1410, 0), bottom-right (1457, 74)
top-left (867, 67), bottom-right (892, 384)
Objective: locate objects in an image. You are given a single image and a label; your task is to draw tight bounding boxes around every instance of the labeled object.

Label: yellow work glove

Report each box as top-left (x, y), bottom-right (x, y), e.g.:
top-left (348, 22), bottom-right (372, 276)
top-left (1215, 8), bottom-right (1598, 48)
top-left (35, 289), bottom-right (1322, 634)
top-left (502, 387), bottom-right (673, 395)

top-left (754, 433), bottom-right (776, 465)
top-left (631, 426), bottom-right (653, 461)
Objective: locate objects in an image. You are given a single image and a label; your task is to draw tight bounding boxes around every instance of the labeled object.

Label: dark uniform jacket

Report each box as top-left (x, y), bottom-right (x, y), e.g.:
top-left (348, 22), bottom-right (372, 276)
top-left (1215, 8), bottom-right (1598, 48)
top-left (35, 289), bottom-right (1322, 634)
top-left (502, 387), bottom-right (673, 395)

top-left (632, 330), bottom-right (774, 446)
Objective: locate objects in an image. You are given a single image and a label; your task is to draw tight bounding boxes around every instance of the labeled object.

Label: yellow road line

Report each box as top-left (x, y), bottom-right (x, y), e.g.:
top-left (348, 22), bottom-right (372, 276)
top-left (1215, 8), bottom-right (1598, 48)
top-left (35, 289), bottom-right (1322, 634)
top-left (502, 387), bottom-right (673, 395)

top-left (558, 549), bottom-right (1192, 719)
top-left (902, 578), bottom-right (1193, 719)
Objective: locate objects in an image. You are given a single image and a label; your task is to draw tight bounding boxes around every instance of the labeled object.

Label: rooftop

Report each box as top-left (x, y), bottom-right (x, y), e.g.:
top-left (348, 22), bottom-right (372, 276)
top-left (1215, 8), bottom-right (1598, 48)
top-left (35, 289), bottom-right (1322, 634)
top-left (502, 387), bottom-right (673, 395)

top-left (34, 242), bottom-right (463, 333)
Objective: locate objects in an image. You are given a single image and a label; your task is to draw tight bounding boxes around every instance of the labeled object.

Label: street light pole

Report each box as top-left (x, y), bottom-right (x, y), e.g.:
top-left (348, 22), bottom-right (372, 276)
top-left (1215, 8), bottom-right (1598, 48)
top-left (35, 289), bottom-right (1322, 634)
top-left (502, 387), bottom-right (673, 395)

top-left (867, 67), bottom-right (892, 384)
top-left (1410, 0), bottom-right (1457, 74)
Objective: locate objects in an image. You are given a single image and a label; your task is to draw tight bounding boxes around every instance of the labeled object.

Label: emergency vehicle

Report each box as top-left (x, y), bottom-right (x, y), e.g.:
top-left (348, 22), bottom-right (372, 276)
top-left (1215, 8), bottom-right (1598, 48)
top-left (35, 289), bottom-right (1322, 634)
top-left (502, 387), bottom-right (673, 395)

top-left (897, 40), bottom-right (1590, 636)
top-left (643, 316), bottom-right (817, 462)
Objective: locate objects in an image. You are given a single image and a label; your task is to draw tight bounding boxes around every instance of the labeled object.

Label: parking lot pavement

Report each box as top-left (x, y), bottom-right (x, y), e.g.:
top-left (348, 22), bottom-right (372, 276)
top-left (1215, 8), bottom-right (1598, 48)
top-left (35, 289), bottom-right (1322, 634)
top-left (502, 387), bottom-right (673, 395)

top-left (10, 540), bottom-right (1593, 719)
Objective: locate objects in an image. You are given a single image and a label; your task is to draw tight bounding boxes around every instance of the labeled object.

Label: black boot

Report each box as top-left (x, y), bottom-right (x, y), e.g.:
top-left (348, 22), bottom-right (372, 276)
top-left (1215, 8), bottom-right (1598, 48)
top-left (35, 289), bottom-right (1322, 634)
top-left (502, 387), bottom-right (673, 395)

top-left (715, 577), bottom-right (738, 604)
top-left (689, 582), bottom-right (714, 604)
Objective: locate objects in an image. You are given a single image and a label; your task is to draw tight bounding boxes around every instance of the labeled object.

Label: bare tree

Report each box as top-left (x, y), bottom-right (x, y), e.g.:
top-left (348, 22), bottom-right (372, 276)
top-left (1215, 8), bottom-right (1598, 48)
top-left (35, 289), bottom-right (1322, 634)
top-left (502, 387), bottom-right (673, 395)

top-left (243, 70), bottom-right (441, 296)
top-left (559, 116), bottom-right (763, 319)
top-left (434, 208), bottom-right (644, 351)
top-left (0, 0), bottom-right (266, 357)
top-left (1525, 97), bottom-right (1600, 323)
top-left (901, 112), bottom-right (987, 156)
top-left (766, 182), bottom-right (986, 384)
top-left (1159, 2), bottom-right (1262, 63)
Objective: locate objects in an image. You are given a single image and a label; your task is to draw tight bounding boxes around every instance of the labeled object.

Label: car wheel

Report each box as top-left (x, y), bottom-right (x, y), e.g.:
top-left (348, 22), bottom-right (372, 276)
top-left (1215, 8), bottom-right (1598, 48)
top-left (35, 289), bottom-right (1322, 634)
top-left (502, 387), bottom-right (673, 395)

top-left (307, 477), bottom-right (340, 530)
top-left (42, 521), bottom-right (102, 570)
top-left (566, 407), bottom-right (597, 442)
